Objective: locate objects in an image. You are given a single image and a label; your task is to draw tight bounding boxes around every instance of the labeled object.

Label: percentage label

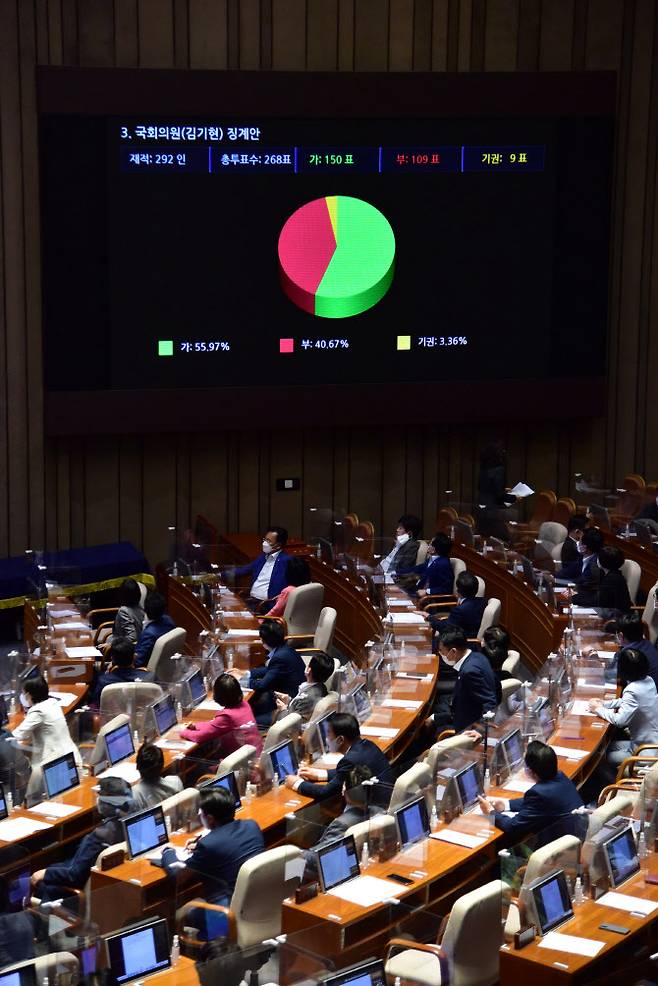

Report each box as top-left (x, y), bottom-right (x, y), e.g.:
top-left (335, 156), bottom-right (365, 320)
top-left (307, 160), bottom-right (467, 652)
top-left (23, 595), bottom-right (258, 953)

top-left (439, 336), bottom-right (468, 346)
top-left (301, 338), bottom-right (350, 350)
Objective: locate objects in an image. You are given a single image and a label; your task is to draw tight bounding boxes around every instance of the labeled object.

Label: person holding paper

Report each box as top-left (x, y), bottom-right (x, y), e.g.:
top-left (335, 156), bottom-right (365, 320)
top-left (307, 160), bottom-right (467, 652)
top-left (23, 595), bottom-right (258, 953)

top-left (476, 442), bottom-right (516, 540)
top-left (478, 741), bottom-right (582, 841)
top-left (589, 648), bottom-right (658, 775)
top-left (180, 673), bottom-right (262, 756)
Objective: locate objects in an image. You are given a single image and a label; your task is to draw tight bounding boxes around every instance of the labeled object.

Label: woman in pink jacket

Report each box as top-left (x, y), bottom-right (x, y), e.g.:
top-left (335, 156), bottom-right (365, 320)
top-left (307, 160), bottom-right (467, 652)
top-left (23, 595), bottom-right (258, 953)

top-left (180, 673), bottom-right (262, 756)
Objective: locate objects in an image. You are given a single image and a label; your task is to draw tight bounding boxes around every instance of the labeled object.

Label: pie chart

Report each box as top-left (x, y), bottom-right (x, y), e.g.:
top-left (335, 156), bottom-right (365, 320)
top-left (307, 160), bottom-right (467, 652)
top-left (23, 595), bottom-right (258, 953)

top-left (278, 196), bottom-right (395, 318)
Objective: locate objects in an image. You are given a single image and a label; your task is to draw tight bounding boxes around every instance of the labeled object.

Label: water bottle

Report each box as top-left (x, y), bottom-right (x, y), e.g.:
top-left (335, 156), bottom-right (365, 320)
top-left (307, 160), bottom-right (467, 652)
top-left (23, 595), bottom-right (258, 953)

top-left (394, 978), bottom-right (401, 986)
top-left (573, 876), bottom-right (583, 905)
top-left (638, 830), bottom-right (648, 861)
top-left (170, 934), bottom-right (180, 965)
top-left (133, 729), bottom-right (139, 749)
top-left (176, 700), bottom-right (183, 722)
top-left (360, 841), bottom-right (370, 871)
top-left (272, 771), bottom-right (280, 792)
top-left (226, 647), bottom-right (234, 671)
top-left (430, 805), bottom-right (439, 832)
top-left (6, 790), bottom-right (13, 814)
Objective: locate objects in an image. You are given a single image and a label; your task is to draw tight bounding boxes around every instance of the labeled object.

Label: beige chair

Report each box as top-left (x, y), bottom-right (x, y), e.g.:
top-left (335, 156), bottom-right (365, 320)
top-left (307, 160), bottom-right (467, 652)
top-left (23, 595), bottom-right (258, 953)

top-left (231, 845), bottom-right (305, 948)
top-left (424, 733), bottom-right (476, 777)
top-left (475, 576), bottom-right (486, 598)
top-left (415, 540), bottom-right (429, 566)
top-left (388, 762), bottom-right (432, 811)
top-left (263, 712), bottom-right (302, 753)
top-left (99, 681), bottom-right (163, 733)
top-left (500, 678), bottom-right (522, 704)
top-left (217, 743), bottom-right (258, 776)
top-left (449, 557), bottom-right (466, 592)
top-left (1, 953), bottom-right (79, 984)
top-left (162, 787), bottom-right (200, 831)
top-left (344, 813), bottom-right (397, 856)
top-left (505, 835), bottom-right (581, 936)
top-left (621, 558), bottom-right (642, 604)
top-left (323, 658), bottom-right (342, 691)
top-left (538, 521), bottom-right (568, 553)
top-left (476, 598), bottom-right (501, 638)
top-left (581, 793), bottom-right (636, 887)
top-left (310, 690), bottom-right (338, 720)
top-left (147, 626), bottom-right (188, 681)
top-left (642, 581), bottom-right (658, 643)
top-left (297, 607), bottom-right (338, 660)
top-left (501, 650), bottom-right (521, 678)
top-left (85, 713), bottom-right (130, 767)
top-left (385, 880), bottom-right (504, 986)
top-left (282, 583), bottom-right (325, 639)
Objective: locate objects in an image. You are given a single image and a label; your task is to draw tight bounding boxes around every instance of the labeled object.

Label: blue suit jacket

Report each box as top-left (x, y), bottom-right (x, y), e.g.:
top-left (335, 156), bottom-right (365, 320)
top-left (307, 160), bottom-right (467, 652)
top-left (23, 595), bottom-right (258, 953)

top-left (557, 554), bottom-right (599, 587)
top-left (249, 644), bottom-right (306, 698)
top-left (298, 738), bottom-right (394, 807)
top-left (438, 597), bottom-right (486, 638)
top-left (494, 770), bottom-right (583, 841)
top-left (134, 614), bottom-right (176, 666)
top-left (413, 556), bottom-right (453, 596)
top-left (41, 817), bottom-right (124, 895)
top-left (451, 650), bottom-right (501, 731)
top-left (90, 665), bottom-right (156, 704)
top-left (163, 818), bottom-right (264, 901)
top-left (236, 551), bottom-right (290, 602)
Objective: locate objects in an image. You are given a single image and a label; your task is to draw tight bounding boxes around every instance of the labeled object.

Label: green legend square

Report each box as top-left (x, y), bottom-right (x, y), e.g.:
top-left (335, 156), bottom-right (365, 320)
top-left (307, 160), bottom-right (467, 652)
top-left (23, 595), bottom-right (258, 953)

top-left (396, 335), bottom-right (411, 351)
top-left (158, 340), bottom-right (174, 356)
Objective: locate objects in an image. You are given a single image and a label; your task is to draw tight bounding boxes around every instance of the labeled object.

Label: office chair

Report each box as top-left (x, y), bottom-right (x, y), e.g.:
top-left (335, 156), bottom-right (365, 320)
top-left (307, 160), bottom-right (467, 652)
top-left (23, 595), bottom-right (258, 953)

top-left (162, 787), bottom-right (200, 832)
top-left (424, 733), bottom-right (477, 777)
top-left (99, 681), bottom-right (163, 734)
top-left (388, 762), bottom-right (432, 811)
top-left (621, 558), bottom-right (642, 604)
top-left (262, 713), bottom-right (302, 753)
top-left (82, 712), bottom-right (131, 767)
top-left (505, 834), bottom-right (580, 936)
top-left (296, 607), bottom-right (338, 660)
top-left (147, 626), bottom-right (188, 682)
top-left (344, 812), bottom-right (397, 857)
top-left (641, 581), bottom-right (658, 643)
top-left (501, 650), bottom-right (522, 679)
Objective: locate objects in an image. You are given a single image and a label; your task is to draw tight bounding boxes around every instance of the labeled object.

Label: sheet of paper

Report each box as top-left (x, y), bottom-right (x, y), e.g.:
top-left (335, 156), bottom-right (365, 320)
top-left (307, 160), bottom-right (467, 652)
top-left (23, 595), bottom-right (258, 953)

top-left (430, 829), bottom-right (486, 849)
top-left (55, 621), bottom-right (89, 631)
top-left (538, 932), bottom-right (605, 957)
top-left (225, 629), bottom-right (260, 638)
top-left (224, 610), bottom-right (253, 618)
top-left (327, 875), bottom-right (402, 907)
top-left (596, 891), bottom-right (658, 916)
top-left (386, 613), bottom-right (427, 625)
top-left (98, 762), bottom-right (140, 783)
top-left (28, 801), bottom-right (80, 818)
top-left (50, 609), bottom-right (79, 618)
top-left (48, 690), bottom-right (79, 705)
top-left (395, 672), bottom-right (433, 681)
top-left (319, 753), bottom-right (343, 766)
top-left (387, 598), bottom-right (415, 607)
top-left (284, 856), bottom-right (306, 882)
top-left (360, 726), bottom-right (399, 739)
top-left (509, 482), bottom-right (534, 498)
top-left (382, 698), bottom-right (422, 710)
top-left (197, 699), bottom-right (222, 711)
top-left (551, 745), bottom-right (589, 760)
top-left (572, 607), bottom-right (598, 616)
top-left (0, 816), bottom-right (53, 840)
top-left (569, 700), bottom-right (596, 717)
top-left (502, 778), bottom-right (534, 793)
top-left (63, 646), bottom-right (101, 658)
top-left (155, 738), bottom-right (196, 752)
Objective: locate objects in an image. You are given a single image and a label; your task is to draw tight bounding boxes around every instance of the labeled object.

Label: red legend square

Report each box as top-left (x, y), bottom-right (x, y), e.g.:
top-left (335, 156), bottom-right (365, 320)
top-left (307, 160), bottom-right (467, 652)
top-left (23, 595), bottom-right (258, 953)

top-left (279, 338), bottom-right (294, 353)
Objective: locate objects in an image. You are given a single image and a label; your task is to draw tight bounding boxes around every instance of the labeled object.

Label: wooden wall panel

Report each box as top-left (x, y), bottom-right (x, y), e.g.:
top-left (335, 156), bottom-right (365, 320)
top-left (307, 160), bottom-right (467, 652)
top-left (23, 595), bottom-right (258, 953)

top-left (0, 0), bottom-right (656, 565)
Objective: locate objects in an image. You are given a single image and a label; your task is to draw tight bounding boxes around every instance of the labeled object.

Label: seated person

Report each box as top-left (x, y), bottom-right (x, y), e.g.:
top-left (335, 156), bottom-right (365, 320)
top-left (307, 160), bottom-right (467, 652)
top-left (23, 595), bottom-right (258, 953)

top-left (478, 741), bottom-right (582, 840)
top-left (561, 514), bottom-right (588, 565)
top-left (480, 626), bottom-right (514, 682)
top-left (604, 612), bottom-right (658, 689)
top-left (303, 765), bottom-right (382, 878)
top-left (132, 743), bottom-right (184, 810)
top-left (162, 788), bottom-right (264, 912)
top-left (555, 528), bottom-right (603, 587)
top-left (432, 626), bottom-right (501, 733)
top-left (111, 578), bottom-right (145, 643)
top-left (180, 673), bottom-right (263, 756)
top-left (590, 648), bottom-right (658, 778)
top-left (413, 532), bottom-right (454, 597)
top-left (234, 527), bottom-right (290, 612)
top-left (31, 777), bottom-right (136, 900)
top-left (0, 876), bottom-right (35, 969)
top-left (12, 675), bottom-right (82, 802)
top-left (275, 651), bottom-right (334, 722)
top-left (284, 712), bottom-right (393, 807)
top-left (638, 492), bottom-right (658, 523)
top-left (134, 591), bottom-right (175, 667)
top-left (90, 638), bottom-right (155, 705)
top-left (242, 620), bottom-right (306, 728)
top-left (429, 571), bottom-right (486, 639)
top-left (379, 514), bottom-right (422, 586)
top-left (267, 556), bottom-right (311, 617)
top-left (573, 545), bottom-right (631, 612)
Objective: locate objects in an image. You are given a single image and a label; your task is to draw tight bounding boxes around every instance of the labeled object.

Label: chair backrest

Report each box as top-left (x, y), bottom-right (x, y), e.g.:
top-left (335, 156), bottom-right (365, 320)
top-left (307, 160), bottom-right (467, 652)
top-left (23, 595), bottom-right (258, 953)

top-left (477, 598), bottom-right (501, 638)
top-left (345, 813), bottom-right (397, 856)
top-left (415, 540), bottom-right (429, 566)
top-left (523, 834), bottom-right (581, 887)
top-left (530, 491), bottom-right (557, 526)
top-left (388, 762), bottom-right (432, 811)
top-left (450, 557), bottom-right (466, 593)
top-left (454, 519), bottom-right (474, 547)
top-left (263, 713), bottom-right (302, 753)
top-left (475, 576), bottom-right (486, 598)
top-left (232, 845), bottom-right (304, 948)
top-left (313, 607), bottom-right (337, 652)
top-left (87, 713), bottom-right (131, 766)
top-left (162, 787), bottom-right (200, 831)
top-left (621, 559), bottom-right (642, 604)
top-left (441, 880), bottom-right (504, 986)
top-left (437, 507), bottom-right (459, 531)
top-left (425, 733), bottom-right (476, 776)
top-left (500, 678), bottom-right (522, 703)
top-left (501, 650), bottom-right (521, 678)
top-left (552, 498), bottom-right (576, 527)
top-left (585, 793), bottom-right (635, 841)
top-left (352, 522), bottom-right (375, 562)
top-left (310, 690), bottom-right (338, 721)
top-left (147, 627), bottom-right (188, 681)
top-left (550, 541), bottom-right (565, 561)
top-left (538, 521), bottom-right (568, 547)
top-left (218, 744), bottom-right (258, 776)
top-left (283, 583), bottom-right (325, 637)
top-left (3, 953), bottom-right (79, 984)
top-left (642, 581), bottom-right (658, 644)
top-left (99, 682), bottom-right (163, 732)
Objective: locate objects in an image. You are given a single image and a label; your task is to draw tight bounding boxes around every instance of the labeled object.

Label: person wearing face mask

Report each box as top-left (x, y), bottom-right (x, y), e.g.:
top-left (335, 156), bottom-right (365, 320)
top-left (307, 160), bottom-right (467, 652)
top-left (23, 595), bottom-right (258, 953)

top-left (11, 675), bottom-right (82, 804)
top-left (431, 626), bottom-right (501, 734)
top-left (429, 571), bottom-right (486, 640)
top-left (31, 777), bottom-right (137, 900)
top-left (477, 741), bottom-right (582, 842)
top-left (233, 527), bottom-right (290, 612)
top-left (379, 515), bottom-right (422, 586)
top-left (603, 612), bottom-right (658, 690)
top-left (412, 532), bottom-right (454, 597)
top-left (236, 619), bottom-right (305, 727)
top-left (572, 545), bottom-right (631, 612)
top-left (554, 527), bottom-right (603, 589)
top-left (560, 514), bottom-right (588, 565)
top-left (284, 712), bottom-right (393, 807)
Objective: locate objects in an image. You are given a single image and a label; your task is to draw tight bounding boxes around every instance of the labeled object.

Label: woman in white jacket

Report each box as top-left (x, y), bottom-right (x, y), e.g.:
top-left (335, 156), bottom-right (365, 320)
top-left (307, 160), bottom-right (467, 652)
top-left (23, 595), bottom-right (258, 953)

top-left (12, 675), bottom-right (82, 802)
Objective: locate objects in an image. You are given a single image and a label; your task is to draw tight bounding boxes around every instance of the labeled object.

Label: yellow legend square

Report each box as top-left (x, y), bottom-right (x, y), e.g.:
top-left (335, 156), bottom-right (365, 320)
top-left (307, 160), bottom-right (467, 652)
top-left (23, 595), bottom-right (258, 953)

top-left (396, 335), bottom-right (411, 350)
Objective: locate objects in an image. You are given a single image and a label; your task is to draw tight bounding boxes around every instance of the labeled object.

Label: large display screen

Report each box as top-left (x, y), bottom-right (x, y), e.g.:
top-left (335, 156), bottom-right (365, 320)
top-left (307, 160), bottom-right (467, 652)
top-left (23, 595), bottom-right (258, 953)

top-left (38, 70), bottom-right (614, 429)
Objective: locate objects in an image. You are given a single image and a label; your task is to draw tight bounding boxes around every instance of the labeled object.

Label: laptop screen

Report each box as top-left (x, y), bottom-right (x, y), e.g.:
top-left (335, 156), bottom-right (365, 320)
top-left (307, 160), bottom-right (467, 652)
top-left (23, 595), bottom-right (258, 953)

top-left (0, 966), bottom-right (37, 986)
top-left (531, 870), bottom-right (573, 935)
top-left (501, 729), bottom-right (524, 770)
top-left (314, 713), bottom-right (332, 753)
top-left (350, 684), bottom-right (372, 722)
top-left (604, 826), bottom-right (639, 888)
top-left (316, 834), bottom-right (360, 892)
top-left (269, 740), bottom-right (299, 783)
top-left (122, 805), bottom-right (169, 859)
top-left (455, 762), bottom-right (483, 811)
top-left (395, 796), bottom-right (430, 849)
top-left (105, 919), bottom-right (170, 984)
top-left (151, 693), bottom-right (177, 736)
top-left (200, 771), bottom-right (242, 810)
top-left (6, 867), bottom-right (30, 912)
top-left (320, 959), bottom-right (386, 986)
top-left (43, 751), bottom-right (80, 798)
top-left (186, 668), bottom-right (206, 706)
top-left (105, 722), bottom-right (135, 766)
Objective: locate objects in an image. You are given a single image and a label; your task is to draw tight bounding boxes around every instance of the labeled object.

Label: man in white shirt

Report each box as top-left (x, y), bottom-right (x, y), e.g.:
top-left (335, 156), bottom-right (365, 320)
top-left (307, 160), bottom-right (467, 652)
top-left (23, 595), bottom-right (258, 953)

top-left (234, 527), bottom-right (290, 611)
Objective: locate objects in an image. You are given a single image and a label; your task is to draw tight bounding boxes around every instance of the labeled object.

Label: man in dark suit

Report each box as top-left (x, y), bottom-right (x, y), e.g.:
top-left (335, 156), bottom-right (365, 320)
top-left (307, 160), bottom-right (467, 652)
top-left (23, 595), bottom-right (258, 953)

top-left (380, 515), bottom-right (422, 588)
top-left (134, 592), bottom-right (175, 667)
top-left (90, 638), bottom-right (155, 704)
top-left (430, 571), bottom-right (486, 639)
top-left (574, 545), bottom-right (631, 612)
top-left (285, 712), bottom-right (393, 807)
top-left (605, 612), bottom-right (658, 690)
top-left (245, 619), bottom-right (306, 727)
top-left (560, 515), bottom-right (588, 565)
top-left (478, 741), bottom-right (582, 841)
top-left (639, 494), bottom-right (658, 523)
top-left (555, 528), bottom-right (603, 588)
top-left (162, 788), bottom-right (264, 921)
top-left (413, 532), bottom-right (454, 597)
top-left (234, 527), bottom-right (290, 612)
top-left (432, 626), bottom-right (501, 733)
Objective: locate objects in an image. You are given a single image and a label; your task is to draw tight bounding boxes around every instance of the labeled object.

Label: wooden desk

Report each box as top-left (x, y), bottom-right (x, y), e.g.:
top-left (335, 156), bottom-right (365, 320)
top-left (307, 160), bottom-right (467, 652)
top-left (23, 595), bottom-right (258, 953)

top-left (603, 528), bottom-right (658, 595)
top-left (148, 957), bottom-right (199, 986)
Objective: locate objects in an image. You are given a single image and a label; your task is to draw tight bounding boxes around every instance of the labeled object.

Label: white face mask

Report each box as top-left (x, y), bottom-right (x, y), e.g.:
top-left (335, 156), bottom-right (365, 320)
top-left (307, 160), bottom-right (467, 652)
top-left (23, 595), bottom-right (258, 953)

top-left (577, 541), bottom-right (587, 554)
top-left (396, 533), bottom-right (410, 545)
top-left (19, 693), bottom-right (31, 710)
top-left (327, 736), bottom-right (341, 754)
top-left (262, 541), bottom-right (274, 554)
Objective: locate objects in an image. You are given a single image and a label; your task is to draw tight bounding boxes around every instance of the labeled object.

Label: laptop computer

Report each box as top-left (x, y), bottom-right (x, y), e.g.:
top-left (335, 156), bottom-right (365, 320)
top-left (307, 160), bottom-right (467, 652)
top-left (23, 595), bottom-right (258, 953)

top-left (199, 770), bottom-right (242, 810)
top-left (603, 825), bottom-right (640, 888)
top-left (182, 667), bottom-right (206, 710)
top-left (268, 739), bottom-right (299, 784)
top-left (122, 804), bottom-right (169, 860)
top-left (317, 958), bottom-right (386, 986)
top-left (454, 762), bottom-right (483, 813)
top-left (150, 693), bottom-right (178, 738)
top-left (316, 834), bottom-right (360, 893)
top-left (394, 796), bottom-right (430, 849)
top-left (105, 918), bottom-right (171, 984)
top-left (529, 869), bottom-right (574, 935)
top-left (0, 965), bottom-right (37, 986)
top-left (348, 683), bottom-right (372, 723)
top-left (105, 721), bottom-right (135, 767)
top-left (500, 728), bottom-right (524, 772)
top-left (43, 750), bottom-right (80, 799)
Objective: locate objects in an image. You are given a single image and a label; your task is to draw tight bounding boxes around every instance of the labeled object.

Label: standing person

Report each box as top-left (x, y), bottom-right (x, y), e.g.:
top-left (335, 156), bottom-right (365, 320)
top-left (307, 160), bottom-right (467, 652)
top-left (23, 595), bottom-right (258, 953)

top-left (233, 527), bottom-right (290, 612)
top-left (266, 556), bottom-right (312, 618)
top-left (111, 578), bottom-right (145, 644)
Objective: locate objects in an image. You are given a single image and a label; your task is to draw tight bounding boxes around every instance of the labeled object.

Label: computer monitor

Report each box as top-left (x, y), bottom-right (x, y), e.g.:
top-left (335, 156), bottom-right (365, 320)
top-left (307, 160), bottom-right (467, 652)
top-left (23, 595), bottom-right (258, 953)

top-left (122, 805), bottom-right (169, 860)
top-left (105, 721), bottom-right (135, 766)
top-left (43, 750), bottom-right (80, 799)
top-left (150, 693), bottom-right (178, 737)
top-left (395, 796), bottom-right (430, 849)
top-left (184, 668), bottom-right (206, 708)
top-left (530, 870), bottom-right (574, 936)
top-left (604, 825), bottom-right (640, 889)
top-left (318, 959), bottom-right (386, 986)
top-left (268, 739), bottom-right (299, 783)
top-left (0, 965), bottom-right (37, 986)
top-left (313, 712), bottom-right (333, 754)
top-left (0, 694), bottom-right (8, 727)
top-left (500, 729), bottom-right (524, 771)
top-left (454, 762), bottom-right (483, 812)
top-left (316, 834), bottom-right (360, 893)
top-left (105, 918), bottom-right (171, 984)
top-left (349, 684), bottom-right (372, 722)
top-left (199, 770), bottom-right (242, 810)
